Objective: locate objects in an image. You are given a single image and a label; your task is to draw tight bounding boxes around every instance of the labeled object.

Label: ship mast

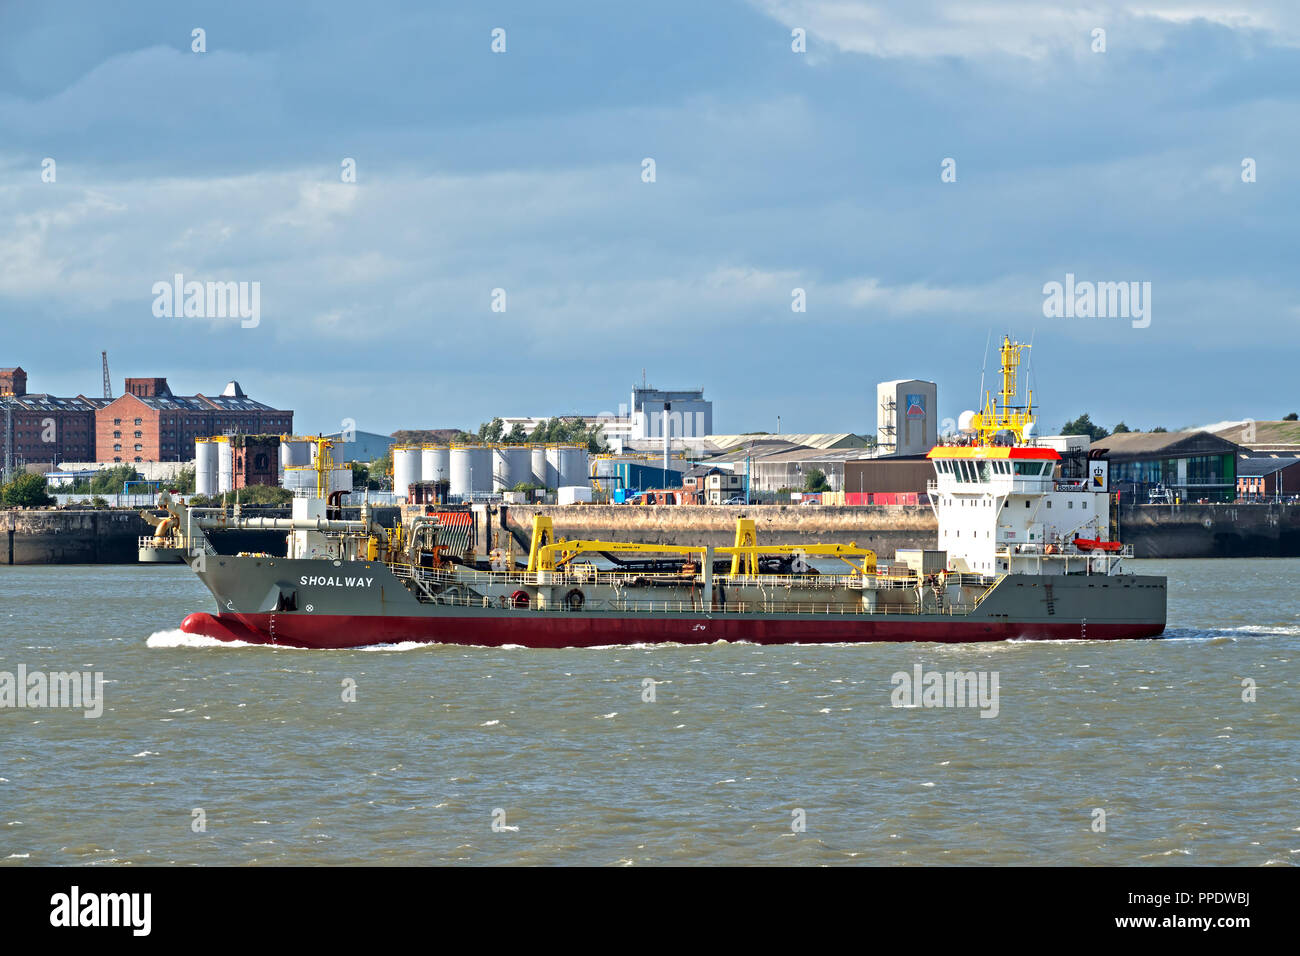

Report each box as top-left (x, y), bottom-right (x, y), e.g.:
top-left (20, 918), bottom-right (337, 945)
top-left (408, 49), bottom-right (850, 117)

top-left (970, 335), bottom-right (1033, 445)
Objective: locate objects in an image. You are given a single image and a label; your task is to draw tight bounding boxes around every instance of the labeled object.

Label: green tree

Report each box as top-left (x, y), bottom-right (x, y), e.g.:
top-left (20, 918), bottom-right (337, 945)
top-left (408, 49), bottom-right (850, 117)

top-left (583, 423), bottom-right (611, 454)
top-left (1112, 422), bottom-right (1131, 434)
top-left (803, 469), bottom-right (831, 493)
top-left (370, 451), bottom-right (391, 488)
top-left (504, 422), bottom-right (529, 444)
top-left (1, 473), bottom-right (54, 507)
top-left (236, 485), bottom-right (294, 506)
top-left (477, 418), bottom-right (505, 443)
top-left (1151, 426), bottom-right (1168, 433)
top-left (1061, 413), bottom-right (1109, 441)
top-left (172, 466), bottom-right (196, 494)
top-left (1284, 412), bottom-right (1298, 422)
top-left (90, 465), bottom-right (141, 495)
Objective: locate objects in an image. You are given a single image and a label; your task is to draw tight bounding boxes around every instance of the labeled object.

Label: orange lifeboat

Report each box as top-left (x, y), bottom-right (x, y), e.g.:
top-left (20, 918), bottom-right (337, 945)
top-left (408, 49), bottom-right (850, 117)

top-left (1074, 537), bottom-right (1123, 552)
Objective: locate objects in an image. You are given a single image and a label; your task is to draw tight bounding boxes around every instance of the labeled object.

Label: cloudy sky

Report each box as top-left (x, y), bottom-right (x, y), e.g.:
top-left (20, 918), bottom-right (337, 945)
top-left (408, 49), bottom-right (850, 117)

top-left (1, 1), bottom-right (1296, 436)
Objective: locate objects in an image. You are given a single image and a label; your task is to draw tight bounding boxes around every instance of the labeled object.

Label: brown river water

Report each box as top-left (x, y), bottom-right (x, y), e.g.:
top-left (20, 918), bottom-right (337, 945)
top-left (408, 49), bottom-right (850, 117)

top-left (1, 559), bottom-right (1296, 865)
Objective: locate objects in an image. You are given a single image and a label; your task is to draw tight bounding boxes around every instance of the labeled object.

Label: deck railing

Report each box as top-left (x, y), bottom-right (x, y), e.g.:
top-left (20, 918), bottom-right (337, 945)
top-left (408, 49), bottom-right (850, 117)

top-left (386, 562), bottom-right (999, 617)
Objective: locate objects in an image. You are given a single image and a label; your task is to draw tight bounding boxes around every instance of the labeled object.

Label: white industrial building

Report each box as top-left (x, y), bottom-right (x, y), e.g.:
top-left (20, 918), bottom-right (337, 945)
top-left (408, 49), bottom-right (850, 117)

top-left (499, 386), bottom-right (713, 454)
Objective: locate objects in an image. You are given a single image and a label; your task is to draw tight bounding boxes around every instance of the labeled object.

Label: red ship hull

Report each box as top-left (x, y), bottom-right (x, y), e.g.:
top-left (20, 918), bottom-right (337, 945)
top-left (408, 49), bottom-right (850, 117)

top-left (180, 611), bottom-right (1165, 649)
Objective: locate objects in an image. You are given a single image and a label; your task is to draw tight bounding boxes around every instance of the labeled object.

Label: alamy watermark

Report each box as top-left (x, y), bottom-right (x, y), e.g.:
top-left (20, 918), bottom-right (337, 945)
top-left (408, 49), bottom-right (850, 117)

top-left (0, 665), bottom-right (104, 718)
top-left (1042, 272), bottom-right (1150, 328)
top-left (50, 886), bottom-right (150, 936)
top-left (890, 664), bottom-right (999, 718)
top-left (152, 273), bottom-right (260, 328)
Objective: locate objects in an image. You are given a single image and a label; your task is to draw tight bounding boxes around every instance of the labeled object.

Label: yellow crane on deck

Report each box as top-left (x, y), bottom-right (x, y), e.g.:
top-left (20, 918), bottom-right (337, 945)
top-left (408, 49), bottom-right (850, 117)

top-left (525, 516), bottom-right (875, 576)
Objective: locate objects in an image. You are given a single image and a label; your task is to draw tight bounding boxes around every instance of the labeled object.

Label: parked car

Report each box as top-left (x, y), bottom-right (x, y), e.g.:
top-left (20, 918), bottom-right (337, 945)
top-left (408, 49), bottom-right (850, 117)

top-left (724, 496), bottom-right (746, 505)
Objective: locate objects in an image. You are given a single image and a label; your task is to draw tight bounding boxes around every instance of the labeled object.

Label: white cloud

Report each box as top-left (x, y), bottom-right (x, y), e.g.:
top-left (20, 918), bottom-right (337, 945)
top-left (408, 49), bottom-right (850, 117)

top-left (748, 1), bottom-right (1300, 60)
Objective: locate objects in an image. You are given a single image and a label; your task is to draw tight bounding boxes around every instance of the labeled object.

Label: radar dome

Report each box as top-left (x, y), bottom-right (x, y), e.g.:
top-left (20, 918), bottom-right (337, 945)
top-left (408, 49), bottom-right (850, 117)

top-left (957, 410), bottom-right (977, 434)
top-left (1023, 421), bottom-right (1037, 442)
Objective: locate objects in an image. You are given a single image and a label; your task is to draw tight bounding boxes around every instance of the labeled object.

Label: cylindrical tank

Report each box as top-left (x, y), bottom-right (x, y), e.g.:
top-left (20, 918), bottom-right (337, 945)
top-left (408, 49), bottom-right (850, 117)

top-left (450, 444), bottom-right (472, 499)
top-left (508, 446), bottom-right (530, 489)
top-left (391, 444), bottom-right (420, 499)
top-left (471, 445), bottom-right (493, 494)
top-left (557, 444), bottom-right (589, 488)
top-left (530, 445), bottom-right (547, 487)
top-left (421, 444), bottom-right (449, 483)
top-left (283, 466), bottom-right (352, 494)
top-left (543, 445), bottom-right (562, 489)
top-left (195, 438), bottom-right (217, 495)
top-left (492, 445), bottom-right (512, 492)
top-left (451, 444), bottom-right (492, 498)
top-left (215, 438), bottom-right (233, 494)
top-left (493, 445), bottom-right (530, 491)
top-left (279, 438), bottom-right (314, 470)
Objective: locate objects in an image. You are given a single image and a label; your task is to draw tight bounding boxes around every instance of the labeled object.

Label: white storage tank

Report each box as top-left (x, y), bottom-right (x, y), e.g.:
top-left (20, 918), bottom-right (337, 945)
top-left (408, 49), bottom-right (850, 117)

top-left (492, 445), bottom-right (512, 492)
top-left (280, 438), bottom-right (314, 469)
top-left (215, 437), bottom-right (234, 494)
top-left (470, 445), bottom-right (493, 494)
top-left (493, 445), bottom-right (530, 491)
top-left (508, 446), bottom-right (530, 489)
top-left (283, 465), bottom-right (353, 495)
top-left (421, 444), bottom-right (450, 484)
top-left (543, 445), bottom-right (562, 489)
top-left (449, 444), bottom-right (472, 498)
top-left (391, 444), bottom-right (420, 499)
top-left (451, 444), bottom-right (492, 498)
top-left (195, 438), bottom-right (218, 495)
top-left (530, 445), bottom-right (548, 487)
top-left (557, 444), bottom-right (589, 488)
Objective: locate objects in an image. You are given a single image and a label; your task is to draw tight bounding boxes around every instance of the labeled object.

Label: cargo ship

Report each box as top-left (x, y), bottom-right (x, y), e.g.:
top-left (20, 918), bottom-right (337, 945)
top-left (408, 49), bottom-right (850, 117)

top-left (143, 339), bottom-right (1166, 647)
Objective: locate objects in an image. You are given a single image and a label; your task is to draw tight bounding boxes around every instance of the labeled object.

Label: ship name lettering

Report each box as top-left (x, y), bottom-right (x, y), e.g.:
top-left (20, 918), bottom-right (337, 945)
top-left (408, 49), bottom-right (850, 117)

top-left (299, 575), bottom-right (374, 587)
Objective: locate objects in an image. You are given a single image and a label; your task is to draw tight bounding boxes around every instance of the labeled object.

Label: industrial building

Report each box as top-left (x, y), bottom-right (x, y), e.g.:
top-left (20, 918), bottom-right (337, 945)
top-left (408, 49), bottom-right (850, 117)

top-left (626, 386), bottom-right (712, 443)
top-left (1, 364), bottom-right (292, 469)
top-left (877, 379), bottom-right (938, 457)
top-left (1237, 456), bottom-right (1300, 499)
top-left (322, 429), bottom-right (395, 463)
top-left (98, 379), bottom-right (292, 463)
top-left (843, 456), bottom-right (934, 497)
top-left (1, 368), bottom-right (102, 466)
top-left (1091, 430), bottom-right (1241, 503)
top-left (498, 385), bottom-right (713, 454)
top-left (712, 447), bottom-right (872, 495)
top-left (593, 455), bottom-right (688, 499)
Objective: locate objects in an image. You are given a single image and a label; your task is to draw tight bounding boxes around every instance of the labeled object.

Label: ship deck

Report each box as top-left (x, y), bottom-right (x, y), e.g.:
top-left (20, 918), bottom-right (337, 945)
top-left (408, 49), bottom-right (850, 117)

top-left (386, 561), bottom-right (1005, 617)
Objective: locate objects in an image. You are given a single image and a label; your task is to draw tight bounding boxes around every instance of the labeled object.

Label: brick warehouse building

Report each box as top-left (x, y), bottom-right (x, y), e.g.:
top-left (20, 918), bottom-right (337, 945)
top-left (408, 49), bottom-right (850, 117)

top-left (2, 366), bottom-right (103, 464)
top-left (2, 367), bottom-right (292, 466)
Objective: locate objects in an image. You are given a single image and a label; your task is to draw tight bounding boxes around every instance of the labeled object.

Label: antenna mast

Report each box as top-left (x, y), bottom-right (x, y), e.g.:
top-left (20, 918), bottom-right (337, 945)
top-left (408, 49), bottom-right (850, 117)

top-left (102, 351), bottom-right (113, 399)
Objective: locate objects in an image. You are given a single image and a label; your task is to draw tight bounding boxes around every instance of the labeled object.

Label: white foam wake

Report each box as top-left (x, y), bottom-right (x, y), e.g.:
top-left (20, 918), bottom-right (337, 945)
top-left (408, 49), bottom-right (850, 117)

top-left (145, 628), bottom-right (252, 649)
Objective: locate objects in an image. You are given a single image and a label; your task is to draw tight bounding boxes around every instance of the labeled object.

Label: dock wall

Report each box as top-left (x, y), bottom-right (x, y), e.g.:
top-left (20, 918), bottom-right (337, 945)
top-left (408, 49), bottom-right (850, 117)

top-left (7, 500), bottom-right (1300, 565)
